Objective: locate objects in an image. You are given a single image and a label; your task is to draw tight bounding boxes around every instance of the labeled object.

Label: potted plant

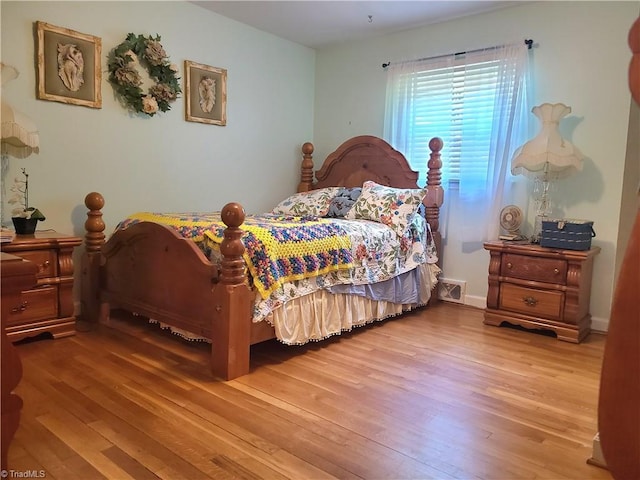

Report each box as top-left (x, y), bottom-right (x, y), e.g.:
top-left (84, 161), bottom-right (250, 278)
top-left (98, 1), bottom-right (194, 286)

top-left (8, 168), bottom-right (45, 234)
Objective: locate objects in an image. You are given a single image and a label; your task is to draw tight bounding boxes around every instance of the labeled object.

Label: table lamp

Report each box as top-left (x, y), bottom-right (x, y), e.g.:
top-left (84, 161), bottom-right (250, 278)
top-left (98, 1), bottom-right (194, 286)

top-left (511, 102), bottom-right (583, 242)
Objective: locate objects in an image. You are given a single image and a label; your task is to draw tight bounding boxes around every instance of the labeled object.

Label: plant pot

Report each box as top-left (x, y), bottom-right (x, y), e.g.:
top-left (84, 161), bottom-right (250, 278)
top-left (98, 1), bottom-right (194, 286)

top-left (12, 217), bottom-right (38, 235)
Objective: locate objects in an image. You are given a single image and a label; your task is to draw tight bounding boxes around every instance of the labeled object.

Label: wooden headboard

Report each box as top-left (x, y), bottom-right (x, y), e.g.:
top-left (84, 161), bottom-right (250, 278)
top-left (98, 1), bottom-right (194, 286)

top-left (296, 135), bottom-right (444, 237)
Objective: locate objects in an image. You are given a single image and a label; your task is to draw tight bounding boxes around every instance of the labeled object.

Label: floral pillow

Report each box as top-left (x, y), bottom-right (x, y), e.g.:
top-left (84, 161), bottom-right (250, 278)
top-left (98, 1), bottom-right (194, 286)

top-left (271, 187), bottom-right (342, 217)
top-left (325, 187), bottom-right (362, 218)
top-left (344, 181), bottom-right (427, 236)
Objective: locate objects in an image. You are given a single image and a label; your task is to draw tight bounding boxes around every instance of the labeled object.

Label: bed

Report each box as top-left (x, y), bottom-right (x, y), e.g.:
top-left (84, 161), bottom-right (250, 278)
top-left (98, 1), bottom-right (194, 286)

top-left (80, 135), bottom-right (444, 380)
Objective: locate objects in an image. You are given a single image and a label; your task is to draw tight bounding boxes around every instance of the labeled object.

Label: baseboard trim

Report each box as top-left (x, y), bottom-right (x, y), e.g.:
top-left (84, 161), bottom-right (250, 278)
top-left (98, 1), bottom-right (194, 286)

top-left (587, 432), bottom-right (608, 470)
top-left (463, 294), bottom-right (486, 310)
top-left (591, 316), bottom-right (609, 333)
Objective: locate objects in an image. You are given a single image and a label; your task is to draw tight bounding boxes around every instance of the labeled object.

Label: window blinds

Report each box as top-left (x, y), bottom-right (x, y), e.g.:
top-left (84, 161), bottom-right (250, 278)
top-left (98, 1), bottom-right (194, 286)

top-left (384, 47), bottom-right (523, 187)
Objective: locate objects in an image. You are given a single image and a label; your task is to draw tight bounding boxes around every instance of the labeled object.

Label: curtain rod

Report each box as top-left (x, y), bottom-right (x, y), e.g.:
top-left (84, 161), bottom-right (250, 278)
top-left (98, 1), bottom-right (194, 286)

top-left (381, 38), bottom-right (533, 69)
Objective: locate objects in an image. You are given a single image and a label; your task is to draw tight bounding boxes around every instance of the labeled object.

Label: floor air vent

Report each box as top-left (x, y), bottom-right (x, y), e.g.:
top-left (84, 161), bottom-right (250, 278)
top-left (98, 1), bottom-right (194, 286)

top-left (438, 279), bottom-right (466, 304)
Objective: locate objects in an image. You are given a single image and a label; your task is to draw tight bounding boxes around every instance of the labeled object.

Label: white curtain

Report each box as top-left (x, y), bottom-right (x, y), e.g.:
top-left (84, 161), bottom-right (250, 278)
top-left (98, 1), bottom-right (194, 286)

top-left (383, 42), bottom-right (531, 244)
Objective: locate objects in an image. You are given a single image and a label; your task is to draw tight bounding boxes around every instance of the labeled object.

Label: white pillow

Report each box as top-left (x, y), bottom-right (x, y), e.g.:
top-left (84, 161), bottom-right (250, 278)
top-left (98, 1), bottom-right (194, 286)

top-left (344, 181), bottom-right (427, 236)
top-left (271, 187), bottom-right (342, 217)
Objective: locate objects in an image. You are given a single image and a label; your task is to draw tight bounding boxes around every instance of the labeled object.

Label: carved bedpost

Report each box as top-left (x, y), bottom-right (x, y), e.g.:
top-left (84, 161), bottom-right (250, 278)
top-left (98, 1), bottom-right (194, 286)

top-left (80, 192), bottom-right (106, 323)
top-left (425, 137), bottom-right (443, 234)
top-left (424, 137), bottom-right (444, 272)
top-left (297, 142), bottom-right (314, 192)
top-left (211, 202), bottom-right (253, 380)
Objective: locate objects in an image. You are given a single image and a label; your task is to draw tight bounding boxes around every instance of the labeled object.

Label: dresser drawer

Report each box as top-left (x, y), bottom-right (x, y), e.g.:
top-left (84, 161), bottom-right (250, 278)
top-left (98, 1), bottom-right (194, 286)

top-left (9, 250), bottom-right (57, 278)
top-left (501, 253), bottom-right (567, 284)
top-left (5, 286), bottom-right (58, 326)
top-left (499, 283), bottom-right (564, 320)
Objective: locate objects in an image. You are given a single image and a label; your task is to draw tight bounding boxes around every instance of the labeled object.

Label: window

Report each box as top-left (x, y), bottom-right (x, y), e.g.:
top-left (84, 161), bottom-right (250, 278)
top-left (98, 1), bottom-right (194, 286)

top-left (383, 42), bottom-right (531, 242)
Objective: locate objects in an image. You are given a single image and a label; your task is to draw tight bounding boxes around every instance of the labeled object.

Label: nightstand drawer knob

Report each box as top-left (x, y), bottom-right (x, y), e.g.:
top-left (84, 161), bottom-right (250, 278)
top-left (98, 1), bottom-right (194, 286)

top-left (523, 296), bottom-right (538, 307)
top-left (506, 262), bottom-right (513, 269)
top-left (11, 301), bottom-right (28, 313)
top-left (554, 268), bottom-right (560, 275)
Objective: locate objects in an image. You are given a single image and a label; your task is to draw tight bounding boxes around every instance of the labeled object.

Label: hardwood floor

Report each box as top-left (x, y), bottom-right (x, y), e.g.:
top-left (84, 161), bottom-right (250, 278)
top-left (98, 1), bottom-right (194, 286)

top-left (8, 303), bottom-right (611, 479)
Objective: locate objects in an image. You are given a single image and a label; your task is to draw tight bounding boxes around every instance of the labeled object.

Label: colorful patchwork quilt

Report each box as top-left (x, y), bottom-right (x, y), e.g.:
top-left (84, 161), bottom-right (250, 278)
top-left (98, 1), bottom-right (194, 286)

top-left (115, 212), bottom-right (354, 299)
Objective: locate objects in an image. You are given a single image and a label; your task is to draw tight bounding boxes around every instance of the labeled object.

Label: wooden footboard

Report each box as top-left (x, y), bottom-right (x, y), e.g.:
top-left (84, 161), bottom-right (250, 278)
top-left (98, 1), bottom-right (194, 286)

top-left (81, 194), bottom-right (259, 380)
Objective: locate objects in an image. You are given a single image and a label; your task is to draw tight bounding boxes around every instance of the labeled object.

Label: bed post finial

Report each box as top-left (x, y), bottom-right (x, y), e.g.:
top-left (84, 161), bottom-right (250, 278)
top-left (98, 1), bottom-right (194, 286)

top-left (219, 202), bottom-right (247, 285)
top-left (298, 142), bottom-right (315, 192)
top-left (84, 192), bottom-right (105, 254)
top-left (427, 137), bottom-right (443, 188)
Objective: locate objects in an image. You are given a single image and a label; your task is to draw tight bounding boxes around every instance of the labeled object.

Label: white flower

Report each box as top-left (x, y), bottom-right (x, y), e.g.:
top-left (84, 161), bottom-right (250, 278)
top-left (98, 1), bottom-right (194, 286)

top-left (142, 95), bottom-right (159, 115)
top-left (11, 207), bottom-right (28, 218)
top-left (170, 63), bottom-right (179, 72)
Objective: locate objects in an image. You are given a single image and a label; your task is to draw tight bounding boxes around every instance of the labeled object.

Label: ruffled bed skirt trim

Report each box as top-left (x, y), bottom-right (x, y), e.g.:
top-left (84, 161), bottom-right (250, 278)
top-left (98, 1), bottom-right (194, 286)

top-left (271, 263), bottom-right (437, 344)
top-left (147, 263), bottom-right (439, 345)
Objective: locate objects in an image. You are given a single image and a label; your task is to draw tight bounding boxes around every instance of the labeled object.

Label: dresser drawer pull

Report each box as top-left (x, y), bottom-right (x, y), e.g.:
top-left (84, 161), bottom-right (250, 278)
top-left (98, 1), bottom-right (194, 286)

top-left (39, 260), bottom-right (50, 271)
top-left (554, 268), bottom-right (560, 275)
top-left (11, 301), bottom-right (28, 313)
top-left (522, 296), bottom-right (538, 307)
top-left (506, 262), bottom-right (513, 269)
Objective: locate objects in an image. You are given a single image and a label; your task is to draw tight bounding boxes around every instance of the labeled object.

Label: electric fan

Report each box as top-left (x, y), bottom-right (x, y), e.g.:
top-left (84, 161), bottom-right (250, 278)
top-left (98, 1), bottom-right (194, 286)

top-left (499, 205), bottom-right (525, 241)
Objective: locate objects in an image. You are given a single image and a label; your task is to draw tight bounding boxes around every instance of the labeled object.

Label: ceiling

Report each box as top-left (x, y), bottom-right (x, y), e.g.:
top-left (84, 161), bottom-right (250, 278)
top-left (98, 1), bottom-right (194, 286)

top-left (192, 1), bottom-right (523, 49)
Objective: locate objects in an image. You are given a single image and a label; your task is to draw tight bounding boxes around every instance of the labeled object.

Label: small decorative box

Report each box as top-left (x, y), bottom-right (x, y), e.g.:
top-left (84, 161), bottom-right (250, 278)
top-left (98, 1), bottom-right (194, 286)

top-left (540, 219), bottom-right (595, 250)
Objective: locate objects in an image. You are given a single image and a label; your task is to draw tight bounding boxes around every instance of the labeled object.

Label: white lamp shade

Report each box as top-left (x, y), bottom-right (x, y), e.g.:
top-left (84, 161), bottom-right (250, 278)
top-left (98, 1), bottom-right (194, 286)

top-left (1, 101), bottom-right (40, 159)
top-left (1, 63), bottom-right (40, 159)
top-left (511, 103), bottom-right (583, 179)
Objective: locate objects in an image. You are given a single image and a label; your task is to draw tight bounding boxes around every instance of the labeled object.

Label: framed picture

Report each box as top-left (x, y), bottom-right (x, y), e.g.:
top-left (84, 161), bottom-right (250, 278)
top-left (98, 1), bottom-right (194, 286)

top-left (36, 21), bottom-right (102, 109)
top-left (185, 60), bottom-right (227, 126)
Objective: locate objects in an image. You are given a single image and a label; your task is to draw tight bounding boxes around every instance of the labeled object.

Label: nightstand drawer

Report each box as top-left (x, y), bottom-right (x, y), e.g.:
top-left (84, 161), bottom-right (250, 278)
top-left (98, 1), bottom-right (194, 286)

top-left (501, 253), bottom-right (567, 284)
top-left (499, 283), bottom-right (564, 320)
top-left (5, 286), bottom-right (58, 326)
top-left (10, 250), bottom-right (57, 278)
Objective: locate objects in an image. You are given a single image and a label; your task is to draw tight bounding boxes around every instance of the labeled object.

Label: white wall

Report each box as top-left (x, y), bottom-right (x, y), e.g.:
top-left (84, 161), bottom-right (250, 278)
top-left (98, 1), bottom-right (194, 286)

top-left (1, 1), bottom-right (315, 235)
top-left (313, 1), bottom-right (639, 331)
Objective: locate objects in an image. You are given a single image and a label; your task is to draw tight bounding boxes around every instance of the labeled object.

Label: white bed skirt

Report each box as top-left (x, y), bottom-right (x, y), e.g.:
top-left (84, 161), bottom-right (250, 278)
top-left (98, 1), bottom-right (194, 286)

top-left (271, 262), bottom-right (439, 344)
top-left (149, 262), bottom-right (440, 345)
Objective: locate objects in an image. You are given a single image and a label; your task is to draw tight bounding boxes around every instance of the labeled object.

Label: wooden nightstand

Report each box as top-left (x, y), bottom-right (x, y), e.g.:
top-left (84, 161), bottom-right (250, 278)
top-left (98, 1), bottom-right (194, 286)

top-left (1, 231), bottom-right (82, 342)
top-left (484, 240), bottom-right (600, 343)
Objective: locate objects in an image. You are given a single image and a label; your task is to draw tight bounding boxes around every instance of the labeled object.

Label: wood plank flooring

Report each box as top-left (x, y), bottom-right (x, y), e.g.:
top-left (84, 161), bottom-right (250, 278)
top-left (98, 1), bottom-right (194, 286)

top-left (7, 303), bottom-right (612, 479)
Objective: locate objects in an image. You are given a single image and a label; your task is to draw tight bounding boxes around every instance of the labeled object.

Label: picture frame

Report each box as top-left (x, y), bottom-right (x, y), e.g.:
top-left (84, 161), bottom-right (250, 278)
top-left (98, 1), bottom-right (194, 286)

top-left (36, 21), bottom-right (102, 109)
top-left (185, 60), bottom-right (227, 126)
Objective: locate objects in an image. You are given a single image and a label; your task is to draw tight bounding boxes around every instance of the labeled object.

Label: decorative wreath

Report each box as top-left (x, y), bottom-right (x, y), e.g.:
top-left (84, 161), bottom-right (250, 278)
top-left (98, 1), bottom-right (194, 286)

top-left (107, 33), bottom-right (181, 116)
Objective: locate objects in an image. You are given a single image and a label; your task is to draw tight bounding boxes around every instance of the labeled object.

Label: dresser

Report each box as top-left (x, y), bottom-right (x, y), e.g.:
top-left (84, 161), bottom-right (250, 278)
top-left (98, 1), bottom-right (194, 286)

top-left (484, 240), bottom-right (600, 343)
top-left (1, 252), bottom-right (37, 470)
top-left (1, 231), bottom-right (82, 342)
